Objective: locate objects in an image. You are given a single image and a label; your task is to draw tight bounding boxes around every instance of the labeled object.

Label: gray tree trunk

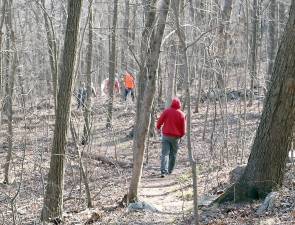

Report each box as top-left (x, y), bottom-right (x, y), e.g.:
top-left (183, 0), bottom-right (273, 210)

top-left (121, 0), bottom-right (129, 70)
top-left (267, 0), bottom-right (277, 87)
top-left (217, 0), bottom-right (233, 89)
top-left (3, 0), bottom-right (17, 184)
top-left (41, 0), bottom-right (58, 111)
top-left (0, 0), bottom-right (7, 96)
top-left (106, 0), bottom-right (118, 128)
top-left (249, 0), bottom-right (258, 106)
top-left (41, 0), bottom-right (83, 221)
top-left (128, 0), bottom-right (170, 203)
top-left (83, 4), bottom-right (94, 145)
top-left (172, 0), bottom-right (199, 223)
top-left (218, 1), bottom-right (295, 202)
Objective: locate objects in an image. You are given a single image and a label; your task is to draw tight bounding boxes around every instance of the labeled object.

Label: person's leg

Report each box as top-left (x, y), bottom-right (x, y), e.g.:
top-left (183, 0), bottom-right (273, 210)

top-left (77, 98), bottom-right (81, 109)
top-left (131, 89), bottom-right (135, 101)
top-left (124, 88), bottom-right (128, 101)
top-left (168, 137), bottom-right (179, 174)
top-left (160, 137), bottom-right (171, 176)
top-left (82, 96), bottom-right (86, 108)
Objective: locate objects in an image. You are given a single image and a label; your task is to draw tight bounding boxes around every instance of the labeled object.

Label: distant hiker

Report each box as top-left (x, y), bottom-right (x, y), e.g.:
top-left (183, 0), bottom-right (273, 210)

top-left (156, 97), bottom-right (186, 178)
top-left (123, 71), bottom-right (135, 101)
top-left (77, 82), bottom-right (87, 109)
top-left (102, 77), bottom-right (120, 96)
top-left (77, 82), bottom-right (96, 109)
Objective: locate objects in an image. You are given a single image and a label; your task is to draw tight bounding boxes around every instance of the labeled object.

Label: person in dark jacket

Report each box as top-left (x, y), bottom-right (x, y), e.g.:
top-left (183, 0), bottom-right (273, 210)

top-left (156, 97), bottom-right (186, 177)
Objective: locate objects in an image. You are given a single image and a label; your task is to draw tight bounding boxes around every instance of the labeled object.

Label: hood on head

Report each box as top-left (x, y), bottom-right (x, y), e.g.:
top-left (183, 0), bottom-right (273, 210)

top-left (171, 97), bottom-right (181, 109)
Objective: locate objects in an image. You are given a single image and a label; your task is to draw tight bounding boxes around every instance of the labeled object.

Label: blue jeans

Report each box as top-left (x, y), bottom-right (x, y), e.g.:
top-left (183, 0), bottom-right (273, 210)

top-left (160, 135), bottom-right (179, 175)
top-left (124, 88), bottom-right (134, 101)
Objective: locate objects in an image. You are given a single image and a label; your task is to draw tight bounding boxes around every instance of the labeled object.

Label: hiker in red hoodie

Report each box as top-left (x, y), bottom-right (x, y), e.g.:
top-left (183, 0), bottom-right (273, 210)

top-left (156, 97), bottom-right (186, 177)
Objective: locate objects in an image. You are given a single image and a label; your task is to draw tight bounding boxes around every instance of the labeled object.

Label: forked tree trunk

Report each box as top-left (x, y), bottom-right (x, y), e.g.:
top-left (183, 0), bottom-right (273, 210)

top-left (218, 1), bottom-right (295, 202)
top-left (41, 0), bottom-right (83, 221)
top-left (128, 0), bottom-right (170, 203)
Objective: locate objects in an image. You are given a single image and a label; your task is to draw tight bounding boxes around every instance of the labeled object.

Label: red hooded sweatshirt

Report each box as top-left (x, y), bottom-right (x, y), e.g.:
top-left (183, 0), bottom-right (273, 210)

top-left (156, 98), bottom-right (186, 138)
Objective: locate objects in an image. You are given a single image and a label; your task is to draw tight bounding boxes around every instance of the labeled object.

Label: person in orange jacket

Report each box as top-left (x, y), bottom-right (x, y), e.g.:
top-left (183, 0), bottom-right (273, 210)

top-left (123, 71), bottom-right (135, 101)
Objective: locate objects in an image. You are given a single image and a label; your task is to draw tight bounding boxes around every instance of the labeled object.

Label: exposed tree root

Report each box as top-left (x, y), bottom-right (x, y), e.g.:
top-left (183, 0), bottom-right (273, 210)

top-left (215, 181), bottom-right (277, 204)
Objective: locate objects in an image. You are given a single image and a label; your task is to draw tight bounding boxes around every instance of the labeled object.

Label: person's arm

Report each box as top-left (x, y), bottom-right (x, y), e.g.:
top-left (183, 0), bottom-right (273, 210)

top-left (115, 80), bottom-right (120, 93)
top-left (180, 115), bottom-right (186, 137)
top-left (156, 111), bottom-right (166, 130)
top-left (92, 86), bottom-right (97, 97)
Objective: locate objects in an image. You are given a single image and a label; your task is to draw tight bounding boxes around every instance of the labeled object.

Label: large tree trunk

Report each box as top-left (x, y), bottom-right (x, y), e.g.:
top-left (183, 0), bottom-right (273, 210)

top-left (128, 0), bottom-right (170, 203)
top-left (218, 1), bottom-right (295, 202)
top-left (106, 0), bottom-right (118, 128)
top-left (41, 0), bottom-right (83, 221)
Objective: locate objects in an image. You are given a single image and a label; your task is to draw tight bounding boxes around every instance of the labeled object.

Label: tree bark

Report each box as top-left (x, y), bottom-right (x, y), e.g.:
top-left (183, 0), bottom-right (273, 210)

top-left (3, 0), bottom-right (17, 184)
top-left (106, 0), bottom-right (118, 128)
top-left (267, 0), bottom-right (277, 88)
top-left (83, 4), bottom-right (94, 145)
top-left (0, 0), bottom-right (7, 96)
top-left (128, 0), bottom-right (170, 203)
top-left (41, 0), bottom-right (83, 221)
top-left (248, 0), bottom-right (258, 105)
top-left (217, 0), bottom-right (233, 89)
top-left (218, 1), bottom-right (295, 202)
top-left (121, 0), bottom-right (129, 70)
top-left (41, 0), bottom-right (58, 111)
top-left (172, 0), bottom-right (199, 223)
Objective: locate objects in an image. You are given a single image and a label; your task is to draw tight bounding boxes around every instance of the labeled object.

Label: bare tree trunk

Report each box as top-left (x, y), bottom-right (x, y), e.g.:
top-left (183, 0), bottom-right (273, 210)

top-left (218, 1), bottom-right (295, 202)
top-left (0, 0), bottom-right (7, 96)
top-left (41, 0), bottom-right (83, 221)
top-left (41, 0), bottom-right (58, 111)
top-left (97, 37), bottom-right (103, 96)
top-left (106, 0), bottom-right (118, 128)
top-left (217, 0), bottom-right (233, 89)
top-left (121, 0), bottom-right (129, 70)
top-left (82, 3), bottom-right (94, 145)
top-left (128, 0), bottom-right (170, 203)
top-left (248, 0), bottom-right (258, 106)
top-left (267, 0), bottom-right (277, 88)
top-left (129, 2), bottom-right (137, 71)
top-left (172, 0), bottom-right (199, 223)
top-left (3, 0), bottom-right (17, 184)
top-left (165, 43), bottom-right (176, 108)
top-left (70, 119), bottom-right (92, 208)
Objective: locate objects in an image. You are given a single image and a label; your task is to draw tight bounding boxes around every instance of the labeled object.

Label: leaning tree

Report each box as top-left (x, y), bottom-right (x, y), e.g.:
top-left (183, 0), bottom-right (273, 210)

top-left (218, 0), bottom-right (295, 202)
top-left (127, 0), bottom-right (170, 202)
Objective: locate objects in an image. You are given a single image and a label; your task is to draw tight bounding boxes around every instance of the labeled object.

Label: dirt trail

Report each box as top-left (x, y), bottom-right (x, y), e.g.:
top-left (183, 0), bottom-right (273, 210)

top-left (126, 162), bottom-right (193, 224)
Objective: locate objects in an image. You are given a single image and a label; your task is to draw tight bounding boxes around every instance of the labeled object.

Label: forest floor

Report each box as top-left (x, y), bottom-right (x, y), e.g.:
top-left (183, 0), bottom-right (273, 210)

top-left (0, 95), bottom-right (295, 225)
